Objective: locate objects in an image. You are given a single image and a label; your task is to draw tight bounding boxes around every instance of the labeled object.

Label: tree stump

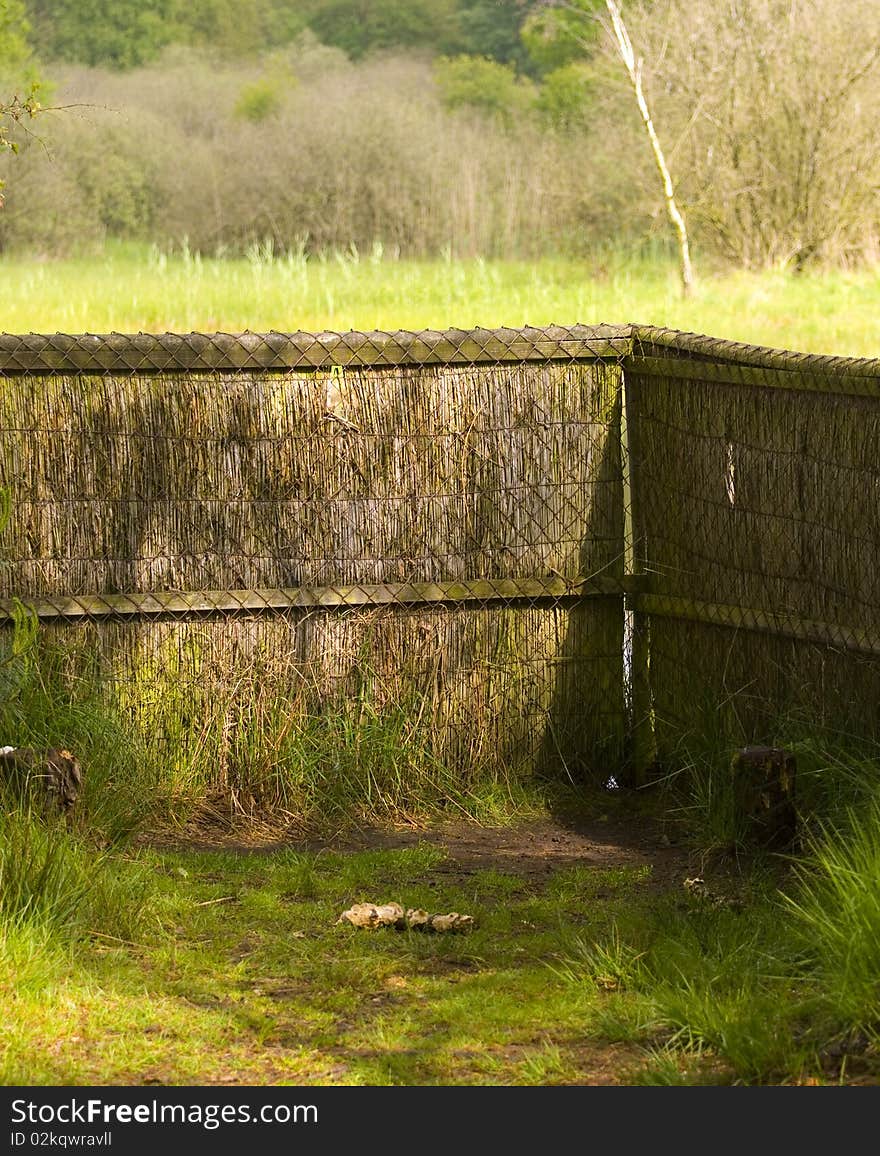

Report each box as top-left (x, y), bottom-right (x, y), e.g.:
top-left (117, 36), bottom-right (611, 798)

top-left (730, 745), bottom-right (798, 849)
top-left (0, 746), bottom-right (83, 815)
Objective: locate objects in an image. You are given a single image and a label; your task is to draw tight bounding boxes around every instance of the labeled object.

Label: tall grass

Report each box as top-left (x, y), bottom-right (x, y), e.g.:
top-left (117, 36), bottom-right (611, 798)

top-left (3, 243), bottom-right (879, 356)
top-left (0, 807), bottom-right (88, 931)
top-left (0, 610), bottom-right (153, 950)
top-left (0, 629), bottom-right (161, 846)
top-left (129, 671), bottom-right (549, 835)
top-left (786, 796), bottom-right (880, 1034)
top-left (649, 709), bottom-right (880, 858)
top-left (0, 620), bottom-right (548, 839)
top-left (0, 804), bottom-right (149, 941)
top-left (556, 755), bottom-right (880, 1083)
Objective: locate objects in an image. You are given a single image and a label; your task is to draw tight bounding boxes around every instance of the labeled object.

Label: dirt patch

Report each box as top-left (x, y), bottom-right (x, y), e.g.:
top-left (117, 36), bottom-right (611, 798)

top-left (142, 811), bottom-right (696, 888)
top-left (305, 816), bottom-right (693, 885)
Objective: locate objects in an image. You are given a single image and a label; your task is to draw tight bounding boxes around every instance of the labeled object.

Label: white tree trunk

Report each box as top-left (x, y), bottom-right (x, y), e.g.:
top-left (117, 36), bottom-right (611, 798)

top-left (605, 0), bottom-right (694, 296)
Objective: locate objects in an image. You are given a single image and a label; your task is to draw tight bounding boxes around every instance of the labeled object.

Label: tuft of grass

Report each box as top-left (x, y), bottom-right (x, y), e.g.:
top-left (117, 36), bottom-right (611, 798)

top-left (0, 808), bottom-right (89, 932)
top-left (785, 793), bottom-right (880, 1034)
top-left (552, 878), bottom-right (821, 1084)
top-left (630, 1044), bottom-right (730, 1085)
top-left (647, 981), bottom-right (811, 1084)
top-left (551, 927), bottom-right (647, 992)
top-left (0, 806), bottom-right (151, 943)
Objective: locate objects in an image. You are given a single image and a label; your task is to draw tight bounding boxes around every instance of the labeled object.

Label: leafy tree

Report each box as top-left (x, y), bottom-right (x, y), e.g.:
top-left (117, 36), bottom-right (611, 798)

top-left (521, 0), bottom-right (603, 73)
top-left (26, 0), bottom-right (174, 68)
top-left (302, 0), bottom-right (463, 59)
top-left (434, 54), bottom-right (536, 124)
top-left (171, 0), bottom-right (308, 58)
top-left (1, 0), bottom-right (42, 207)
top-left (456, 0), bottom-right (536, 69)
top-left (0, 88), bottom-right (41, 177)
top-left (234, 78), bottom-right (284, 122)
top-left (533, 61), bottom-right (594, 131)
top-left (21, 0), bottom-right (549, 69)
top-left (0, 0), bottom-right (35, 79)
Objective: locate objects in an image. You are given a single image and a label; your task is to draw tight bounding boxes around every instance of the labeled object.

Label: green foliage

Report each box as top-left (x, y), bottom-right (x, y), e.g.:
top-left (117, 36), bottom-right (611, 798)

top-left (0, 811), bottom-right (89, 931)
top-left (0, 87), bottom-right (41, 152)
top-left (0, 806), bottom-right (151, 947)
top-left (0, 0), bottom-right (36, 79)
top-left (555, 887), bottom-right (817, 1083)
top-left (0, 1), bottom-right (42, 204)
top-left (0, 54), bottom-right (617, 260)
top-left (434, 54), bottom-right (536, 124)
top-left (0, 86), bottom-right (41, 205)
top-left (456, 0), bottom-right (536, 69)
top-left (234, 77), bottom-right (285, 122)
top-left (786, 796), bottom-right (880, 1032)
top-left (170, 0), bottom-right (308, 57)
top-left (553, 926), bottom-right (647, 991)
top-left (26, 0), bottom-right (175, 68)
top-left (304, 0), bottom-right (463, 60)
top-left (24, 0), bottom-right (545, 67)
top-left (521, 0), bottom-right (603, 74)
top-left (74, 129), bottom-right (159, 236)
top-left (533, 62), bottom-right (595, 131)
top-left (0, 619), bottom-right (152, 937)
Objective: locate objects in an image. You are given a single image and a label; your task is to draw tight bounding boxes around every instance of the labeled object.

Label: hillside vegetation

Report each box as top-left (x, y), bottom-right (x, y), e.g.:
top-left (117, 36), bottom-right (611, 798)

top-left (1, 0), bottom-right (878, 271)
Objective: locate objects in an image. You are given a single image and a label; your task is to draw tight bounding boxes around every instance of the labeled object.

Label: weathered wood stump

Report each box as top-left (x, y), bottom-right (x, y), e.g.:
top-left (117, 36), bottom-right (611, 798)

top-left (730, 745), bottom-right (797, 849)
top-left (0, 746), bottom-right (83, 815)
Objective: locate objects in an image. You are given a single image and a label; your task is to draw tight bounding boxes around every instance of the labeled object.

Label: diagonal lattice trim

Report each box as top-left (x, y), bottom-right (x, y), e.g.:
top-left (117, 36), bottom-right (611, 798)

top-left (0, 325), bottom-right (634, 375)
top-left (630, 324), bottom-right (880, 381)
top-left (0, 575), bottom-right (646, 621)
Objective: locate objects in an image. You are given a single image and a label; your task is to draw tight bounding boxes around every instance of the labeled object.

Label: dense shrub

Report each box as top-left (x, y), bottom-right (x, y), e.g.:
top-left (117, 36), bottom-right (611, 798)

top-left (0, 49), bottom-right (648, 258)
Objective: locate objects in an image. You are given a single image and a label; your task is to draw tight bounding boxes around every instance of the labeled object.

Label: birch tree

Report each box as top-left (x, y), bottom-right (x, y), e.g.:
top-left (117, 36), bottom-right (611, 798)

top-left (528, 0), bottom-right (694, 295)
top-left (603, 0), bottom-right (693, 295)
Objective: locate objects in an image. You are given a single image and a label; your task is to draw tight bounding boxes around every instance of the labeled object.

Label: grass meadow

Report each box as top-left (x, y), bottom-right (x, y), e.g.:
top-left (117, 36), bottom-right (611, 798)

top-left (2, 246), bottom-right (880, 1086)
top-left (3, 242), bottom-right (880, 357)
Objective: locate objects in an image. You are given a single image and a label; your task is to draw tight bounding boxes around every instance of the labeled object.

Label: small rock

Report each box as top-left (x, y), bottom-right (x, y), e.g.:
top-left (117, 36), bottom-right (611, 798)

top-left (337, 902), bottom-right (475, 932)
top-left (427, 912), bottom-right (475, 933)
top-left (682, 876), bottom-right (745, 911)
top-left (405, 908), bottom-right (431, 930)
top-left (337, 902), bottom-right (405, 929)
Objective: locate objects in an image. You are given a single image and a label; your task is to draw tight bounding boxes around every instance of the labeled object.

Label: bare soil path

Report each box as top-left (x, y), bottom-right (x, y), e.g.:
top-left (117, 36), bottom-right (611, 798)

top-left (147, 812), bottom-right (695, 887)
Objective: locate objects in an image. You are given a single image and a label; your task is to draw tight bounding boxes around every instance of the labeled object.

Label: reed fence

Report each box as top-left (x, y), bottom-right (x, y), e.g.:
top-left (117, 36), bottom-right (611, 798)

top-left (0, 323), bottom-right (878, 808)
top-left (0, 326), bottom-right (629, 809)
top-left (626, 327), bottom-right (880, 769)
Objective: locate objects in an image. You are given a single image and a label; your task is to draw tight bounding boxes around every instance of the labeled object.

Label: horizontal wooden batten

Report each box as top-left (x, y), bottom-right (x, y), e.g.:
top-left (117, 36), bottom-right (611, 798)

top-left (627, 355), bottom-right (880, 399)
top-left (631, 325), bottom-right (880, 379)
top-left (0, 574), bottom-right (646, 622)
top-left (636, 593), bottom-right (880, 658)
top-left (0, 326), bottom-right (632, 376)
